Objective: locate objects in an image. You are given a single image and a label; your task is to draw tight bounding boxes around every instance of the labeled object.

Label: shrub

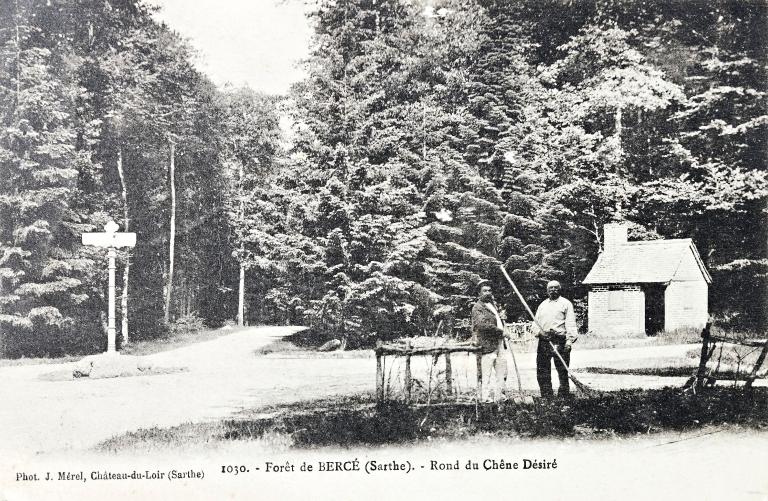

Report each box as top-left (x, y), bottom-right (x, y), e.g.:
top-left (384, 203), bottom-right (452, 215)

top-left (169, 313), bottom-right (206, 336)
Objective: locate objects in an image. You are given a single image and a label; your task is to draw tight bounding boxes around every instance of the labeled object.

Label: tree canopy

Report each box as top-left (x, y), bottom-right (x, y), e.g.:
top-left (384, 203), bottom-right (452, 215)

top-left (0, 0), bottom-right (764, 356)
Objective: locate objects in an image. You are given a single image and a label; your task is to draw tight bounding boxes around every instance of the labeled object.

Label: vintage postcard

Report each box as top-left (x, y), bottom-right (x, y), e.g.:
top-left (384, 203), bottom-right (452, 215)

top-left (1, 0), bottom-right (766, 499)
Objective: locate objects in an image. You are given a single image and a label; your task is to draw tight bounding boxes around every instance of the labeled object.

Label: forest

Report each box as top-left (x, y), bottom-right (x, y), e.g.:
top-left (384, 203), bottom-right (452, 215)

top-left (0, 0), bottom-right (765, 357)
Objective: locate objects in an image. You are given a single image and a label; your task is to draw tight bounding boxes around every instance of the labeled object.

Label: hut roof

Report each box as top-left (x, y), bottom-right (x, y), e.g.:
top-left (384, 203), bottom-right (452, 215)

top-left (583, 238), bottom-right (712, 285)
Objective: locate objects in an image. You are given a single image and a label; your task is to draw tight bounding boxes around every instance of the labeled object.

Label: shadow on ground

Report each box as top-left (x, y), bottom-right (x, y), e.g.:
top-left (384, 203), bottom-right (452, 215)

top-left (96, 387), bottom-right (768, 453)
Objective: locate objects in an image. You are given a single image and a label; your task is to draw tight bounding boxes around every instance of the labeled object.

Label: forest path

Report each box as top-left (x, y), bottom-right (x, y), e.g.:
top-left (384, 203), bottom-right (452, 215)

top-left (0, 328), bottom-right (729, 457)
top-left (0, 326), bottom-right (307, 456)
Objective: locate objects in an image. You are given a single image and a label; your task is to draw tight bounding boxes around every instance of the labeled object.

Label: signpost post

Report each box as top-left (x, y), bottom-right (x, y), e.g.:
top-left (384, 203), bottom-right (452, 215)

top-left (82, 221), bottom-right (136, 354)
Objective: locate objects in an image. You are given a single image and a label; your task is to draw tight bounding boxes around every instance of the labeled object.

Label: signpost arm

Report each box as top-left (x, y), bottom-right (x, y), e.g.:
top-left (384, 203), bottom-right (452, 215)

top-left (82, 221), bottom-right (136, 355)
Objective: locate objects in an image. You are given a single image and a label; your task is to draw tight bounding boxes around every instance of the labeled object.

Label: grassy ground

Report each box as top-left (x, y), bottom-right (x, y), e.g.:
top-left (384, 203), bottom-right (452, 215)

top-left (95, 386), bottom-right (768, 453)
top-left (254, 339), bottom-right (311, 356)
top-left (0, 325), bottom-right (243, 367)
top-left (119, 326), bottom-right (245, 356)
top-left (255, 339), bottom-right (372, 358)
top-left (38, 365), bottom-right (188, 382)
top-left (575, 327), bottom-right (703, 350)
top-left (577, 348), bottom-right (766, 381)
top-left (0, 354), bottom-right (82, 368)
top-left (255, 327), bottom-right (704, 359)
top-left (250, 332), bottom-right (707, 367)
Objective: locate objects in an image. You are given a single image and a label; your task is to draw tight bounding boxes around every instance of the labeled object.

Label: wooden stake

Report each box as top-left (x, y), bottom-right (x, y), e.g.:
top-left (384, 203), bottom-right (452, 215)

top-left (375, 341), bottom-right (384, 403)
top-left (476, 353), bottom-right (483, 401)
top-left (695, 323), bottom-right (712, 393)
top-left (445, 353), bottom-right (453, 397)
top-left (745, 338), bottom-right (768, 391)
top-left (405, 354), bottom-right (412, 403)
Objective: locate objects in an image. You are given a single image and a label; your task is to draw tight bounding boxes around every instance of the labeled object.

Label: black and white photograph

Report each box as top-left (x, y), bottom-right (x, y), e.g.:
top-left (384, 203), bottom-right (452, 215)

top-left (0, 0), bottom-right (766, 499)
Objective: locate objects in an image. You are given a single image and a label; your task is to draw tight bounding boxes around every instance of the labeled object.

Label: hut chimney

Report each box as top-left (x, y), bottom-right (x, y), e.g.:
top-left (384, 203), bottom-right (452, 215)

top-left (604, 223), bottom-right (628, 252)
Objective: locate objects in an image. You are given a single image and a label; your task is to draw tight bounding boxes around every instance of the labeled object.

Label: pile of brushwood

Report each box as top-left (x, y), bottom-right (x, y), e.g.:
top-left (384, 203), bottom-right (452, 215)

top-left (219, 387), bottom-right (768, 448)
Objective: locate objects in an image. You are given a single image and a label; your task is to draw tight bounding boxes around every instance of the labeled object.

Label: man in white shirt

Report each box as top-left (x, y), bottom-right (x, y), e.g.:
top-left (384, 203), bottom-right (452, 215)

top-left (471, 282), bottom-right (509, 401)
top-left (533, 280), bottom-right (578, 398)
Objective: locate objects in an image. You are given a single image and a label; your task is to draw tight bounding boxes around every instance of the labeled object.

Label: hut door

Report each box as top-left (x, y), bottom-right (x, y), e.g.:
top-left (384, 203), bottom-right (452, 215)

top-left (645, 285), bottom-right (665, 335)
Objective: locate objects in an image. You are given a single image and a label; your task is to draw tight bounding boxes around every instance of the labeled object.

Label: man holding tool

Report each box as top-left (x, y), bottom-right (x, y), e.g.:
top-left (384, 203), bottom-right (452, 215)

top-left (533, 280), bottom-right (578, 398)
top-left (471, 282), bottom-right (510, 402)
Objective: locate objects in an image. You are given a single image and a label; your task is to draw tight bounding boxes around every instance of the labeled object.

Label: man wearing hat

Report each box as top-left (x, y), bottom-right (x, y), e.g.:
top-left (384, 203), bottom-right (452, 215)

top-left (471, 281), bottom-right (509, 401)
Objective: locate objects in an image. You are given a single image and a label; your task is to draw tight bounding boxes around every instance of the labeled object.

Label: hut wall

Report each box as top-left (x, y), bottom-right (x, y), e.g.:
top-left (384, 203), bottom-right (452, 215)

top-left (588, 285), bottom-right (645, 335)
top-left (664, 279), bottom-right (708, 331)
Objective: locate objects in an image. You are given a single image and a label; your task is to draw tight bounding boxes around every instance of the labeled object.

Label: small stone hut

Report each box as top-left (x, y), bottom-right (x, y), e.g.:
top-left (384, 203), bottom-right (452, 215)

top-left (583, 223), bottom-right (711, 335)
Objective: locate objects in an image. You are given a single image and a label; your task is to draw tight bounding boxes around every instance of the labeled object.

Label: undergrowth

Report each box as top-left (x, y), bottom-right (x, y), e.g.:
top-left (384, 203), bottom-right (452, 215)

top-left (96, 387), bottom-right (768, 453)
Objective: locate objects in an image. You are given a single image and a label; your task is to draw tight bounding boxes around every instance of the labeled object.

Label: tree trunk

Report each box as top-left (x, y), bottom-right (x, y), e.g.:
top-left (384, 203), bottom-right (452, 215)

top-left (422, 102), bottom-right (427, 160)
top-left (14, 0), bottom-right (21, 109)
top-left (164, 140), bottom-right (176, 324)
top-left (238, 260), bottom-right (245, 327)
top-left (237, 161), bottom-right (245, 327)
top-left (116, 146), bottom-right (130, 344)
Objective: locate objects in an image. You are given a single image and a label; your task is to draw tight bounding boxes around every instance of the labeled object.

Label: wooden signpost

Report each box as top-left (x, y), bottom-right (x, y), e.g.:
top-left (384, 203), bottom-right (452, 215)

top-left (82, 221), bottom-right (136, 354)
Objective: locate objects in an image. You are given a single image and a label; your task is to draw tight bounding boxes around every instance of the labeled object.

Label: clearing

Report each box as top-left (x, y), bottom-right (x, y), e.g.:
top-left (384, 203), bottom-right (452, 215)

top-left (0, 326), bottom-right (760, 457)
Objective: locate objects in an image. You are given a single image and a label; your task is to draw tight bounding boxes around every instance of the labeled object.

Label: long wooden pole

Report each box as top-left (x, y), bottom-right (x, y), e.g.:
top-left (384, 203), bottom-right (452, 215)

top-left (506, 339), bottom-right (523, 394)
top-left (500, 266), bottom-right (541, 331)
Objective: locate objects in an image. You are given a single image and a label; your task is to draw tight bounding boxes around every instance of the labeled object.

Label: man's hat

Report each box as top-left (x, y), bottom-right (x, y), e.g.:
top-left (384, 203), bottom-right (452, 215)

top-left (476, 279), bottom-right (491, 294)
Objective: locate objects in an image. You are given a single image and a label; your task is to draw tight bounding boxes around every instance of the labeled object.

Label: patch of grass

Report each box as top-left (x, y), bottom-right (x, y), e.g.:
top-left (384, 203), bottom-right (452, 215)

top-left (96, 387), bottom-right (768, 453)
top-left (254, 339), bottom-right (372, 359)
top-left (580, 366), bottom-right (713, 378)
top-left (119, 326), bottom-right (243, 357)
top-left (1, 326), bottom-right (244, 366)
top-left (0, 354), bottom-right (81, 368)
top-left (279, 325), bottom-right (713, 356)
top-left (254, 339), bottom-right (311, 356)
top-left (659, 327), bottom-right (708, 344)
top-left (576, 329), bottom-right (703, 351)
top-left (38, 365), bottom-right (188, 382)
top-left (576, 356), bottom-right (696, 373)
top-left (577, 350), bottom-right (766, 380)
top-left (577, 324), bottom-right (764, 351)
top-left (97, 422), bottom-right (224, 453)
top-left (684, 340), bottom-right (766, 375)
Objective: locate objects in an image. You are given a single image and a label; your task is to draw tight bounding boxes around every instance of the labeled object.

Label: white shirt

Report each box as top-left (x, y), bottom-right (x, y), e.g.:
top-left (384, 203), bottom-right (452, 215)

top-left (534, 296), bottom-right (577, 339)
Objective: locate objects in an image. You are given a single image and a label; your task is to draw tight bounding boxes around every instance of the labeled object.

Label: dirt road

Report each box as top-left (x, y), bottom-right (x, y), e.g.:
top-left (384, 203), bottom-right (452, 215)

top-left (0, 327), bottom-right (745, 456)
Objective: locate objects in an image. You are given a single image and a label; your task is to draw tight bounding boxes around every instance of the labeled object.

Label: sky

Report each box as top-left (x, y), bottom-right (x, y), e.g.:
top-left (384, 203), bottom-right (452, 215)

top-left (148, 0), bottom-right (313, 95)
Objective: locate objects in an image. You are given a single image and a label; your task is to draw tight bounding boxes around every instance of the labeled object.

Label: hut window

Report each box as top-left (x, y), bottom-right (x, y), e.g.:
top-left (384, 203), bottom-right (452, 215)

top-left (608, 290), bottom-right (624, 311)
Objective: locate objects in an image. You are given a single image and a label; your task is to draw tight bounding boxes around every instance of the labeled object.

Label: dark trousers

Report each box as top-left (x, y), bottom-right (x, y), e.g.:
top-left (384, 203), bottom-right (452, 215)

top-left (536, 339), bottom-right (571, 397)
